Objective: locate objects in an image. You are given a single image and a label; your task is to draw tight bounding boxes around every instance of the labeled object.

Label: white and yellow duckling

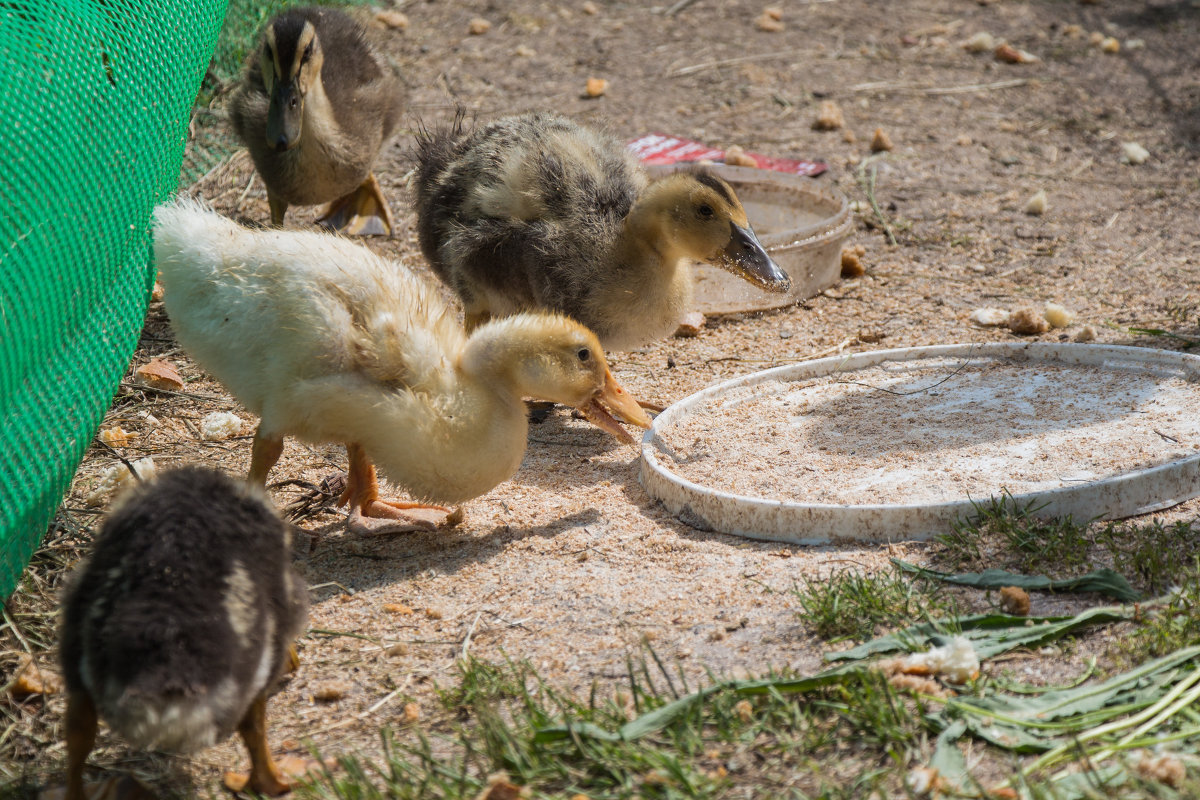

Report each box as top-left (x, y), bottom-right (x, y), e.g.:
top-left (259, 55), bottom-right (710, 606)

top-left (60, 466), bottom-right (307, 799)
top-left (229, 6), bottom-right (403, 235)
top-left (414, 112), bottom-right (791, 351)
top-left (152, 198), bottom-right (651, 533)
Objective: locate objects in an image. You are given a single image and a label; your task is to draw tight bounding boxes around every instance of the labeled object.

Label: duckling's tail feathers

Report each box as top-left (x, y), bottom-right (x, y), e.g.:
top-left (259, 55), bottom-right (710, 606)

top-left (412, 107), bottom-right (472, 204)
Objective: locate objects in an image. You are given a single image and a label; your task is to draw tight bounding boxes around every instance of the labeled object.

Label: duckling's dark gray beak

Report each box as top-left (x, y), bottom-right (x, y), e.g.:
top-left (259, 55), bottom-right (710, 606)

top-left (715, 223), bottom-right (791, 293)
top-left (266, 83), bottom-right (303, 152)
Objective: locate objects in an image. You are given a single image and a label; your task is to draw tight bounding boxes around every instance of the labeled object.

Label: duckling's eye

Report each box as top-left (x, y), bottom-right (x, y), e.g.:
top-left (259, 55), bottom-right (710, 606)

top-left (577, 348), bottom-right (591, 363)
top-left (698, 204), bottom-right (715, 219)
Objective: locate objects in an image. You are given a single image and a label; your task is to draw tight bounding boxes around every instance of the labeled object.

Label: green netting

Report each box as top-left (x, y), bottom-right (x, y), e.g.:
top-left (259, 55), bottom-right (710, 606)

top-left (0, 0), bottom-right (227, 598)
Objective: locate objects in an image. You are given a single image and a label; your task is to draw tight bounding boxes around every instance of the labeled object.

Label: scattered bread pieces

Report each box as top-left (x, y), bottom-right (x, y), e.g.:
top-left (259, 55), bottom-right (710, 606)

top-left (813, 100), bottom-right (845, 131)
top-left (1043, 302), bottom-right (1075, 328)
top-left (585, 77), bottom-right (608, 97)
top-left (999, 586), bottom-right (1031, 616)
top-left (969, 307), bottom-right (1010, 327)
top-left (85, 457), bottom-right (157, 506)
top-left (1121, 142), bottom-right (1150, 165)
top-left (1024, 188), bottom-right (1048, 215)
top-left (1007, 308), bottom-right (1050, 335)
top-left (756, 10), bottom-right (784, 32)
top-left (383, 602), bottom-right (414, 615)
top-left (199, 411), bottom-right (243, 441)
top-left (879, 636), bottom-right (980, 684)
top-left (133, 358), bottom-right (184, 392)
top-left (961, 31), bottom-right (995, 52)
top-left (723, 144), bottom-right (758, 168)
top-left (1075, 324), bottom-right (1098, 342)
top-left (870, 127), bottom-right (894, 152)
top-left (841, 244), bottom-right (866, 278)
top-left (888, 673), bottom-right (953, 699)
top-left (468, 17), bottom-right (491, 35)
top-left (376, 9), bottom-right (409, 29)
top-left (8, 655), bottom-right (63, 698)
top-left (675, 311), bottom-right (707, 338)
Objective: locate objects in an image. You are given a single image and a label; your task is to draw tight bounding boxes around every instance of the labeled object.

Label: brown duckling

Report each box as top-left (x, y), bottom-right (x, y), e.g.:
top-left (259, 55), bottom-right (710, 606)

top-left (414, 112), bottom-right (791, 351)
top-left (152, 198), bottom-right (651, 534)
top-left (229, 6), bottom-right (402, 235)
top-left (59, 466), bottom-right (308, 799)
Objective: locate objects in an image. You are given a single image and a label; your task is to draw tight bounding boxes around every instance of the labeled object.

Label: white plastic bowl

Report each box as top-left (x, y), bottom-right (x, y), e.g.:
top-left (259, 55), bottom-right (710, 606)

top-left (640, 343), bottom-right (1200, 545)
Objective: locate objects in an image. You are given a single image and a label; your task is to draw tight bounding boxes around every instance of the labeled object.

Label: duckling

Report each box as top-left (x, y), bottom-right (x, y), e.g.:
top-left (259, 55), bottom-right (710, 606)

top-left (60, 466), bottom-right (307, 799)
top-left (152, 198), bottom-right (651, 534)
top-left (229, 6), bottom-right (402, 236)
top-left (413, 112), bottom-right (791, 352)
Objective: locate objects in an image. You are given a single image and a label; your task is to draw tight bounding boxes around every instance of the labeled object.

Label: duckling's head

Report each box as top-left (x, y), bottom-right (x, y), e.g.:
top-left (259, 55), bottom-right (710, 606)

top-left (259, 12), bottom-right (325, 152)
top-left (463, 314), bottom-right (653, 443)
top-left (644, 170), bottom-right (791, 293)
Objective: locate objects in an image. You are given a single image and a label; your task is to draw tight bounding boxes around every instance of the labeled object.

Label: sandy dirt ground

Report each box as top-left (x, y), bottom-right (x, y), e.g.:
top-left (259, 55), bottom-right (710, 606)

top-left (8, 0), bottom-right (1200, 794)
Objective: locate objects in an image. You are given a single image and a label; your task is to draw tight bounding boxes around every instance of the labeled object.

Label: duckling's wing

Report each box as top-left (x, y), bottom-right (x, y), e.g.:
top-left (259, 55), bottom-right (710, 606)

top-left (305, 7), bottom-right (403, 140)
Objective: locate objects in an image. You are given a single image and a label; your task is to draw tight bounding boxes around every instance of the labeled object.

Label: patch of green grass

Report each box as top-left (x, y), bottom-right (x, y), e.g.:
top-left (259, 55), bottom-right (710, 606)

top-left (1099, 519), bottom-right (1200, 594)
top-left (791, 567), bottom-right (959, 643)
top-left (1115, 561), bottom-right (1200, 663)
top-left (936, 492), bottom-right (1093, 576)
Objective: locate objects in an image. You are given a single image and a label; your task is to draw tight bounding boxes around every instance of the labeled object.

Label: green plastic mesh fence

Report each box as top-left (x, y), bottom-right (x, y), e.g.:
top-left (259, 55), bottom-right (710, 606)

top-left (0, 0), bottom-right (227, 598)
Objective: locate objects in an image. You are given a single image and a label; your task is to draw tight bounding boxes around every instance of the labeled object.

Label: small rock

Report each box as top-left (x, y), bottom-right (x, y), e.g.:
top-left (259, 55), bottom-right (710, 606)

top-left (969, 307), bottom-right (1010, 327)
top-left (1024, 189), bottom-right (1048, 216)
top-left (870, 127), bottom-right (894, 152)
top-left (1121, 142), bottom-right (1150, 165)
top-left (813, 100), bottom-right (845, 131)
top-left (468, 17), bottom-right (491, 35)
top-left (1043, 302), bottom-right (1075, 328)
top-left (999, 586), bottom-right (1031, 616)
top-left (585, 77), bottom-right (608, 97)
top-left (1007, 307), bottom-right (1050, 335)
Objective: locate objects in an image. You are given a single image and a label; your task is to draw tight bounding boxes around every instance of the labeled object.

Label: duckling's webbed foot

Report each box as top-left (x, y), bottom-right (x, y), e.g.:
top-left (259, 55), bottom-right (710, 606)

top-left (339, 444), bottom-right (463, 535)
top-left (318, 172), bottom-right (395, 237)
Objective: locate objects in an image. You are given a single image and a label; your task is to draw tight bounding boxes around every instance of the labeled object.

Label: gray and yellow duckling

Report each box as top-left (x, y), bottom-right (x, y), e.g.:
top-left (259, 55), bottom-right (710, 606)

top-left (59, 466), bottom-right (308, 798)
top-left (230, 5), bottom-right (402, 235)
top-left (414, 112), bottom-right (791, 352)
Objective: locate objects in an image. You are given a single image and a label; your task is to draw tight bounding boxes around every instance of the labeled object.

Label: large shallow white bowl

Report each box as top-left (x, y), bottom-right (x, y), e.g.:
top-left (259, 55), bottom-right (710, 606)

top-left (640, 343), bottom-right (1200, 545)
top-left (648, 164), bottom-right (852, 314)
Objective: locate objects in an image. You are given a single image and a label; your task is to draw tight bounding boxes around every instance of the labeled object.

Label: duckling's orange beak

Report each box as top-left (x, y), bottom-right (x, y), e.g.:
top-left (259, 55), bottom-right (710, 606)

top-left (577, 368), bottom-right (653, 443)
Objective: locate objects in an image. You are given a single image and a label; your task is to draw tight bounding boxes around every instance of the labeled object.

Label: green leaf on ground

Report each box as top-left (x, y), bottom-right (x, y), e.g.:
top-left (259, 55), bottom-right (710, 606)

top-left (892, 559), bottom-right (1141, 602)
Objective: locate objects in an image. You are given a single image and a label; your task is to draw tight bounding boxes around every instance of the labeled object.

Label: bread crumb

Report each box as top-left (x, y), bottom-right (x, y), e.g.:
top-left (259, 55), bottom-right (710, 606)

top-left (995, 43), bottom-right (1038, 63)
top-left (581, 1), bottom-right (598, 14)
top-left (841, 245), bottom-right (866, 278)
top-left (756, 13), bottom-right (784, 32)
top-left (85, 457), bottom-right (157, 506)
top-left (887, 673), bottom-right (952, 699)
top-left (1062, 24), bottom-right (1084, 38)
top-left (151, 281), bottom-right (165, 301)
top-left (1121, 142), bottom-right (1150, 165)
top-left (383, 603), bottom-right (414, 615)
top-left (585, 77), bottom-right (608, 97)
top-left (1043, 302), bottom-right (1075, 329)
top-left (403, 702), bottom-right (422, 723)
top-left (425, 607), bottom-right (445, 620)
top-left (1088, 31), bottom-right (1105, 46)
top-left (969, 307), bottom-right (1010, 327)
top-left (999, 586), bottom-right (1031, 616)
top-left (961, 31), bottom-right (995, 52)
top-left (473, 773), bottom-right (528, 800)
top-left (763, 6), bottom-right (783, 21)
top-left (133, 358), bottom-right (184, 391)
top-left (1007, 307), bottom-right (1050, 335)
top-left (468, 17), bottom-right (491, 35)
top-left (870, 127), bottom-right (894, 152)
top-left (675, 311), bottom-right (706, 338)
top-left (8, 655), bottom-right (63, 698)
top-left (842, 128), bottom-right (857, 143)
top-left (1135, 753), bottom-right (1186, 788)
top-left (1100, 36), bottom-right (1120, 53)
top-left (723, 144), bottom-right (758, 168)
top-left (1075, 324), bottom-right (1098, 342)
top-left (956, 134), bottom-right (973, 146)
top-left (375, 10), bottom-right (408, 30)
top-left (98, 426), bottom-right (137, 446)
top-left (900, 636), bottom-right (980, 684)
top-left (514, 44), bottom-right (536, 57)
top-left (1024, 188), bottom-right (1048, 215)
top-left (312, 681), bottom-right (352, 702)
top-left (200, 411), bottom-right (243, 441)
top-left (905, 765), bottom-right (943, 796)
top-left (733, 699), bottom-right (754, 723)
top-left (813, 100), bottom-right (845, 131)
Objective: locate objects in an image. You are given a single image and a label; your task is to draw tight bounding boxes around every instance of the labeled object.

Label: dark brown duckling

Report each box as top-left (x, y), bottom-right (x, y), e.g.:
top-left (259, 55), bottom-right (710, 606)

top-left (59, 466), bottom-right (308, 799)
top-left (229, 6), bottom-right (402, 236)
top-left (414, 112), bottom-right (791, 351)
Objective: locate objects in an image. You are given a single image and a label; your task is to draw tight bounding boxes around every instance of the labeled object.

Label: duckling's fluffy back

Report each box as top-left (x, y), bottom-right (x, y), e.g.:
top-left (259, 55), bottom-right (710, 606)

top-left (414, 113), bottom-right (646, 327)
top-left (60, 467), bottom-right (307, 752)
top-left (153, 198), bottom-right (464, 444)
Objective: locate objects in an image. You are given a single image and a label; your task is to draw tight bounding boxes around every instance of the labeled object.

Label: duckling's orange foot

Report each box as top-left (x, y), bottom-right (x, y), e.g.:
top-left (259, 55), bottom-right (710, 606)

top-left (347, 500), bottom-right (463, 535)
top-left (222, 769), bottom-right (290, 797)
top-left (318, 173), bottom-right (394, 237)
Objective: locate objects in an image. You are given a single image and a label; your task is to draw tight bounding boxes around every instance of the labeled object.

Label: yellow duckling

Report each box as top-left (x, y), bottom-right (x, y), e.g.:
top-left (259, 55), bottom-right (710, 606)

top-left (60, 466), bottom-right (307, 799)
top-left (414, 112), bottom-right (791, 351)
top-left (229, 6), bottom-right (402, 235)
top-left (152, 198), bottom-right (651, 533)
